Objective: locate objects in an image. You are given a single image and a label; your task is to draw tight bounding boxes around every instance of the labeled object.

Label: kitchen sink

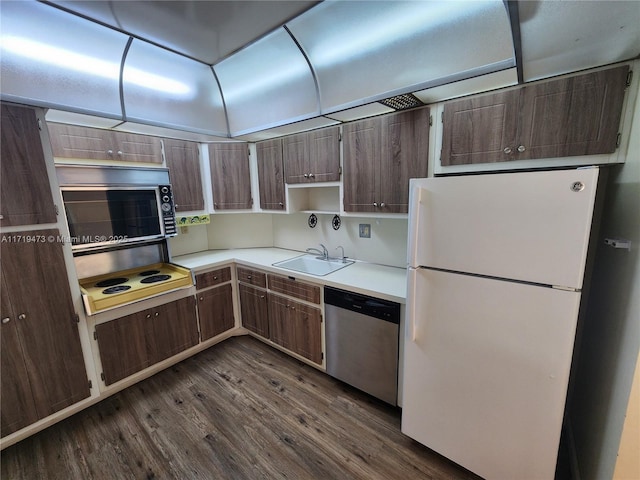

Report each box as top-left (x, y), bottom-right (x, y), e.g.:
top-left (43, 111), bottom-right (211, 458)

top-left (273, 254), bottom-right (354, 276)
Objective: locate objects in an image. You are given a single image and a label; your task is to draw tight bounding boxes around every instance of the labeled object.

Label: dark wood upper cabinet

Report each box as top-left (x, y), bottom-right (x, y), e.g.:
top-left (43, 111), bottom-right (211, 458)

top-left (197, 283), bottom-right (235, 341)
top-left (208, 143), bottom-right (252, 210)
top-left (440, 90), bottom-right (519, 166)
top-left (1, 229), bottom-right (90, 436)
top-left (48, 123), bottom-right (162, 163)
top-left (256, 138), bottom-right (286, 210)
top-left (283, 126), bottom-right (340, 184)
top-left (343, 107), bottom-right (429, 213)
top-left (518, 65), bottom-right (629, 159)
top-left (441, 65), bottom-right (630, 166)
top-left (163, 138), bottom-right (204, 212)
top-left (0, 104), bottom-right (56, 227)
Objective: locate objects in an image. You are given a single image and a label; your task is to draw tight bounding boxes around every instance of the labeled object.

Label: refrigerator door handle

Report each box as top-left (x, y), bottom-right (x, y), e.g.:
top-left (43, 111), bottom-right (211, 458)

top-left (408, 185), bottom-right (427, 267)
top-left (407, 268), bottom-right (420, 342)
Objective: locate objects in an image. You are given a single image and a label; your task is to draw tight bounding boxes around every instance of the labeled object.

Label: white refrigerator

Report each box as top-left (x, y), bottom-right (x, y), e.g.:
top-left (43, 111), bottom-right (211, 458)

top-left (401, 168), bottom-right (602, 480)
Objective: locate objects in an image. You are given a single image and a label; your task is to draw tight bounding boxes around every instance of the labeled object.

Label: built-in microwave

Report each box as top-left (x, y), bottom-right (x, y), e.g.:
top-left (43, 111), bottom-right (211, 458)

top-left (57, 165), bottom-right (177, 252)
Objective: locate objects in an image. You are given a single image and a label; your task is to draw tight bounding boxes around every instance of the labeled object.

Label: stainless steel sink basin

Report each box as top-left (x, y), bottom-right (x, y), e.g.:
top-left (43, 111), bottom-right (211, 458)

top-left (273, 254), bottom-right (354, 276)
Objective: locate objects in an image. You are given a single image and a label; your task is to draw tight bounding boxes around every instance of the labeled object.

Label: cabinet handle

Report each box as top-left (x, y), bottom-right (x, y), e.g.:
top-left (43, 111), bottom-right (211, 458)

top-left (503, 147), bottom-right (512, 154)
top-left (247, 275), bottom-right (252, 279)
top-left (380, 202), bottom-right (386, 207)
top-left (373, 202), bottom-right (378, 207)
top-left (199, 296), bottom-right (204, 301)
top-left (107, 150), bottom-right (114, 156)
top-left (146, 314), bottom-right (151, 319)
top-left (155, 312), bottom-right (159, 317)
top-left (291, 306), bottom-right (296, 311)
top-left (117, 150), bottom-right (123, 156)
top-left (517, 145), bottom-right (526, 153)
top-left (260, 295), bottom-right (265, 299)
top-left (18, 313), bottom-right (26, 320)
top-left (279, 202), bottom-right (284, 207)
top-left (303, 173), bottom-right (309, 178)
top-left (309, 173), bottom-right (315, 178)
top-left (213, 276), bottom-right (218, 280)
top-left (1, 317), bottom-right (10, 324)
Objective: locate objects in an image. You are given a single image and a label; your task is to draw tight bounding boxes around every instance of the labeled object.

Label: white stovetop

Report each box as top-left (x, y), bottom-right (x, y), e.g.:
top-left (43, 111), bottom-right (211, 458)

top-left (172, 247), bottom-right (407, 304)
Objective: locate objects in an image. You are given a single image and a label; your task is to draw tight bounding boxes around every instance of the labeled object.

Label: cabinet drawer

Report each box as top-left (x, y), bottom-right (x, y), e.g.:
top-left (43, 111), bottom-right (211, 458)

top-left (195, 266), bottom-right (231, 290)
top-left (268, 274), bottom-right (321, 304)
top-left (237, 266), bottom-right (267, 288)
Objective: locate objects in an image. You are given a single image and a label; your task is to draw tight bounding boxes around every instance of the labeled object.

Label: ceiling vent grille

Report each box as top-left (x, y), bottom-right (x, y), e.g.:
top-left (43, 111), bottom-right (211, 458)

top-left (378, 93), bottom-right (424, 110)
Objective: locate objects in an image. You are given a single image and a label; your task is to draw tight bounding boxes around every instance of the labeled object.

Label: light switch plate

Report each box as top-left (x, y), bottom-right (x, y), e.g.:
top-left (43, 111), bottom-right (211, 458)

top-left (359, 224), bottom-right (371, 238)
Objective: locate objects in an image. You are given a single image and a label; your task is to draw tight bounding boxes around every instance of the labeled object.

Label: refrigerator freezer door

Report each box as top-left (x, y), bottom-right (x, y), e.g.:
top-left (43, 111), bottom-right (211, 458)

top-left (402, 268), bottom-right (581, 480)
top-left (407, 168), bottom-right (599, 289)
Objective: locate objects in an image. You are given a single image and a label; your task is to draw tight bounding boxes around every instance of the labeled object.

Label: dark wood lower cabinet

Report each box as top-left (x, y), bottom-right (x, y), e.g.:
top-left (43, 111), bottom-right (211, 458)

top-left (268, 293), bottom-right (322, 365)
top-left (95, 311), bottom-right (153, 386)
top-left (95, 296), bottom-right (199, 386)
top-left (238, 283), bottom-right (269, 338)
top-left (197, 283), bottom-right (235, 341)
top-left (1, 229), bottom-right (90, 437)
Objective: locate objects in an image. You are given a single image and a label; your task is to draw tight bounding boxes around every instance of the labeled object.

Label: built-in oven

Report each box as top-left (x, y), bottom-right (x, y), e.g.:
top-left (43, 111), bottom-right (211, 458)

top-left (57, 165), bottom-right (192, 315)
top-left (57, 165), bottom-right (177, 252)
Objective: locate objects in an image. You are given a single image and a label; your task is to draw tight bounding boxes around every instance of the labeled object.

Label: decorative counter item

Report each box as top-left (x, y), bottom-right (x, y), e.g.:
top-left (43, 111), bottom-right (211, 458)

top-left (177, 214), bottom-right (211, 226)
top-left (308, 213), bottom-right (317, 228)
top-left (332, 215), bottom-right (341, 230)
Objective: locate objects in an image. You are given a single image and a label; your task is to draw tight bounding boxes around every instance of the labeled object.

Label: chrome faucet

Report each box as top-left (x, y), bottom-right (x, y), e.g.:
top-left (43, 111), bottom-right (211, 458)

top-left (335, 246), bottom-right (347, 263)
top-left (306, 244), bottom-right (329, 259)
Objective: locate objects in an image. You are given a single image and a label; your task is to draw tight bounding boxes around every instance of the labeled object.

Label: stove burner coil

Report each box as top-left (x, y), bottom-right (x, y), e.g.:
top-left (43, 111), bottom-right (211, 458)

top-left (102, 285), bottom-right (132, 294)
top-left (139, 270), bottom-right (161, 277)
top-left (140, 274), bottom-right (172, 284)
top-left (95, 277), bottom-right (129, 288)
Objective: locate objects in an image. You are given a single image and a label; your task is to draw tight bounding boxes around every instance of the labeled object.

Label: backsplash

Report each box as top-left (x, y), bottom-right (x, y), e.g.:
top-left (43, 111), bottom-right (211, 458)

top-left (272, 214), bottom-right (408, 268)
top-left (169, 212), bottom-right (408, 268)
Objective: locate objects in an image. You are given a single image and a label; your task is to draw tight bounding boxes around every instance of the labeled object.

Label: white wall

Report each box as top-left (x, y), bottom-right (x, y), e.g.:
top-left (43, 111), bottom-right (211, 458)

top-left (207, 213), bottom-right (274, 250)
top-left (570, 78), bottom-right (640, 480)
top-left (272, 213), bottom-right (408, 268)
top-left (168, 225), bottom-right (209, 257)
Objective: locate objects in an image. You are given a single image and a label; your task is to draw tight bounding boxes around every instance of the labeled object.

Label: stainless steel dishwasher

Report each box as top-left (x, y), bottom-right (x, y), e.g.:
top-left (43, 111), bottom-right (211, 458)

top-left (324, 286), bottom-right (400, 405)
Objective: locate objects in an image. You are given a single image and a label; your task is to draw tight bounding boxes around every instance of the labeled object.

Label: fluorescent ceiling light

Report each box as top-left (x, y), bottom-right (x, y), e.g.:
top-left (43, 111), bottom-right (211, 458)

top-left (1, 36), bottom-right (191, 96)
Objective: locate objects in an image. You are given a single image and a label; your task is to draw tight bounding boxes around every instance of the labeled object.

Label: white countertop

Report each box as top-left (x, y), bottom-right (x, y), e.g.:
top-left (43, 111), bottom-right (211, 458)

top-left (172, 248), bottom-right (407, 304)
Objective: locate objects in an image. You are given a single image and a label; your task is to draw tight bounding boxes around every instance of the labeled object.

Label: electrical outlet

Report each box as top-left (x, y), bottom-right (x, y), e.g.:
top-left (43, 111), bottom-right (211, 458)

top-left (359, 224), bottom-right (371, 238)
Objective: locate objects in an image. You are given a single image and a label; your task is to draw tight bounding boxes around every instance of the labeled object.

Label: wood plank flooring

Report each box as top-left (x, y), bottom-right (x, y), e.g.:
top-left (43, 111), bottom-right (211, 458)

top-left (1, 336), bottom-right (480, 480)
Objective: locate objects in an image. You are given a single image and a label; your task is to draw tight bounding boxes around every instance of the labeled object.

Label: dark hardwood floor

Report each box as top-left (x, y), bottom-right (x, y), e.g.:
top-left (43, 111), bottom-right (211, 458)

top-left (1, 336), bottom-right (480, 480)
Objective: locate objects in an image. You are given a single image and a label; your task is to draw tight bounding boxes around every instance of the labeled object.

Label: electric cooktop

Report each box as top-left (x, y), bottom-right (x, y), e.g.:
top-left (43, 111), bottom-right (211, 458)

top-left (79, 263), bottom-right (193, 315)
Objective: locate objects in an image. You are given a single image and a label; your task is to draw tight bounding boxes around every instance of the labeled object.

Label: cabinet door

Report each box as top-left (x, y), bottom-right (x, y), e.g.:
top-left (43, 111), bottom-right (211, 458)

top-left (238, 284), bottom-right (269, 338)
top-left (379, 108), bottom-right (430, 214)
top-left (164, 138), bottom-right (204, 211)
top-left (308, 126), bottom-right (340, 182)
top-left (267, 293), bottom-right (296, 352)
top-left (48, 123), bottom-right (115, 161)
top-left (257, 138), bottom-right (286, 210)
top-left (1, 104), bottom-right (56, 226)
top-left (291, 302), bottom-right (322, 365)
top-left (268, 294), bottom-right (322, 365)
top-left (518, 65), bottom-right (629, 159)
top-left (1, 273), bottom-right (38, 437)
top-left (95, 310), bottom-right (154, 386)
top-left (112, 131), bottom-right (163, 164)
top-left (151, 296), bottom-right (199, 363)
top-left (282, 132), bottom-right (309, 184)
top-left (441, 89), bottom-right (520, 166)
top-left (198, 284), bottom-right (235, 341)
top-left (1, 229), bottom-right (90, 418)
top-left (209, 143), bottom-right (252, 210)
top-left (343, 118), bottom-right (380, 212)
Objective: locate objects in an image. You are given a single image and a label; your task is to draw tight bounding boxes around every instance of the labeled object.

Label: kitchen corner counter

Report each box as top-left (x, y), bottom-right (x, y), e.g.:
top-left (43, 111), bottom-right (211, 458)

top-left (172, 248), bottom-right (407, 304)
